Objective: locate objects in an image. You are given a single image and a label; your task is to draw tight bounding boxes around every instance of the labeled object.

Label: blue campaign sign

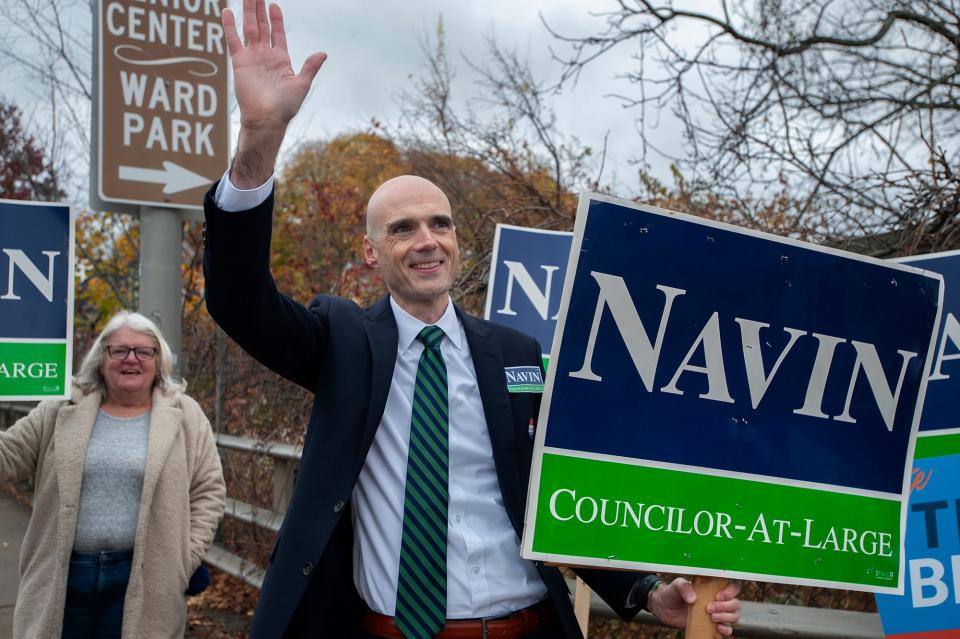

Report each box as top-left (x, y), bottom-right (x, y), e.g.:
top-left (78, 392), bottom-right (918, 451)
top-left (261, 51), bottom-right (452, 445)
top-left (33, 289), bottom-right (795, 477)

top-left (483, 224), bottom-right (573, 355)
top-left (0, 200), bottom-right (73, 339)
top-left (875, 453), bottom-right (960, 638)
top-left (544, 194), bottom-right (942, 496)
top-left (898, 250), bottom-right (960, 434)
top-left (0, 199), bottom-right (75, 401)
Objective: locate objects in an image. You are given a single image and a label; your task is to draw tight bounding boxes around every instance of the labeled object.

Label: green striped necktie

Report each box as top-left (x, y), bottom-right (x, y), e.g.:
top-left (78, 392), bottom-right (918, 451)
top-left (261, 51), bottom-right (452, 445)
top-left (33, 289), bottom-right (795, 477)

top-left (395, 325), bottom-right (449, 639)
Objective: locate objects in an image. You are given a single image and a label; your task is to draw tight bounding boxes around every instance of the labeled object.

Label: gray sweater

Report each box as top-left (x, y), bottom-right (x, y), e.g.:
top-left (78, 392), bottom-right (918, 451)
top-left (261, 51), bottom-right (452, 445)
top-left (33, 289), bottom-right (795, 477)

top-left (73, 410), bottom-right (150, 553)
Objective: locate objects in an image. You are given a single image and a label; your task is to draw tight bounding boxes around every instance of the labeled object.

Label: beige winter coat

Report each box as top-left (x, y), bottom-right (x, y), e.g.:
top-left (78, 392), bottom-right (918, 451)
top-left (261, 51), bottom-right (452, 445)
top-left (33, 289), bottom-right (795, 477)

top-left (0, 384), bottom-right (226, 638)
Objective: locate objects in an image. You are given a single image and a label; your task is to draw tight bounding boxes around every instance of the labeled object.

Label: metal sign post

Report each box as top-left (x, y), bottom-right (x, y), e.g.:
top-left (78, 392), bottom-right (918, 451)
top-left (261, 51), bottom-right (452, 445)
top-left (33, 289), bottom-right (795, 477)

top-left (139, 207), bottom-right (183, 376)
top-left (92, 0), bottom-right (229, 373)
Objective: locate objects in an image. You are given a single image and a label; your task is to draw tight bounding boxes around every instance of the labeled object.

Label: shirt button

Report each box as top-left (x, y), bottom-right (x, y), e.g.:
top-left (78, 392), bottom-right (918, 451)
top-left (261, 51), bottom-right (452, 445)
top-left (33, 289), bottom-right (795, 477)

top-left (302, 561), bottom-right (314, 576)
top-left (333, 500), bottom-right (345, 513)
top-left (472, 566), bottom-right (480, 575)
top-left (455, 515), bottom-right (462, 523)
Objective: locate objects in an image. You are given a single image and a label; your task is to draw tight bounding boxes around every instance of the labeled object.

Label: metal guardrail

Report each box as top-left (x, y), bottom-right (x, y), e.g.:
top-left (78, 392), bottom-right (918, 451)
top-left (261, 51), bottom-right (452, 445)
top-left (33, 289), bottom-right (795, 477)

top-left (206, 432), bottom-right (300, 589)
top-left (1, 406), bottom-right (885, 637)
top-left (0, 404), bottom-right (31, 419)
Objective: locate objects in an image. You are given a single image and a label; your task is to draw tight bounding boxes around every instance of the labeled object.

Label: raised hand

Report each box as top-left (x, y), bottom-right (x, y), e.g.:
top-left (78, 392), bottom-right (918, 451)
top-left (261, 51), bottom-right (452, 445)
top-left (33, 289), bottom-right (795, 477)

top-left (221, 0), bottom-right (326, 187)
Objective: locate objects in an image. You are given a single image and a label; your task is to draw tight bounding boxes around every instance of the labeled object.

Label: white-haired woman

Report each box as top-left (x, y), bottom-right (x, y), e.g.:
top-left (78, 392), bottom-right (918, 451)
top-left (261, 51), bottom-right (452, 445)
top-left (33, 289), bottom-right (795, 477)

top-left (0, 311), bottom-right (226, 638)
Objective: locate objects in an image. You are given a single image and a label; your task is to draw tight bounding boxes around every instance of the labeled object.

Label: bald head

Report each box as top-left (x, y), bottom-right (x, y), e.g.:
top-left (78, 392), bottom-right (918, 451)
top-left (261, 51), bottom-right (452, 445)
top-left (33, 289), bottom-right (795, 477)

top-left (366, 175), bottom-right (451, 238)
top-left (361, 174), bottom-right (459, 322)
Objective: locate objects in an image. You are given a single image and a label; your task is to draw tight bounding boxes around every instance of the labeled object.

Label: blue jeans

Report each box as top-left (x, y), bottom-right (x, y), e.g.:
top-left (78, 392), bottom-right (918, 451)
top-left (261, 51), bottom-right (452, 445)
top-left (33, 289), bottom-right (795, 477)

top-left (61, 550), bottom-right (133, 639)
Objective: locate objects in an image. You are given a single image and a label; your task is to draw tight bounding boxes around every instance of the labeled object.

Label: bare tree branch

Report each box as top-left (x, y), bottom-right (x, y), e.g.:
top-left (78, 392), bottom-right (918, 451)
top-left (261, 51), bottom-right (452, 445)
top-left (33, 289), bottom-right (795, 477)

top-left (545, 0), bottom-right (960, 240)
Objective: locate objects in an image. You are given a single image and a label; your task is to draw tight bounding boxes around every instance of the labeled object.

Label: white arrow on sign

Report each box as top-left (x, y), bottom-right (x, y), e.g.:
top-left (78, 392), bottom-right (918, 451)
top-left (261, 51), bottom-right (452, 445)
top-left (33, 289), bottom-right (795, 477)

top-left (118, 161), bottom-right (212, 194)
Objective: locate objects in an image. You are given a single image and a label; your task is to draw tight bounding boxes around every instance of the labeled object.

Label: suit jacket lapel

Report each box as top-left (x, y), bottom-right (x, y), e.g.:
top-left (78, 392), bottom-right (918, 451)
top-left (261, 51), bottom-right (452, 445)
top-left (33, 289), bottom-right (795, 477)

top-left (458, 308), bottom-right (526, 537)
top-left (362, 296), bottom-right (398, 453)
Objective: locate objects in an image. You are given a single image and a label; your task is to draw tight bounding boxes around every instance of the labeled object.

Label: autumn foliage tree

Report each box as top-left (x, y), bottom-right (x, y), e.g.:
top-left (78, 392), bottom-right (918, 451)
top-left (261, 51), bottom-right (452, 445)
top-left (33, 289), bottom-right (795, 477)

top-left (0, 100), bottom-right (63, 201)
top-left (274, 132), bottom-right (406, 305)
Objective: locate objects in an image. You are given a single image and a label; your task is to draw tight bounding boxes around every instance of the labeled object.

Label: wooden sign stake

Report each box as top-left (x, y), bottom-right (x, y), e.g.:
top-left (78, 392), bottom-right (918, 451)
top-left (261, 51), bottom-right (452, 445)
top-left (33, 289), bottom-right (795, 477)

top-left (573, 577), bottom-right (591, 636)
top-left (684, 575), bottom-right (726, 639)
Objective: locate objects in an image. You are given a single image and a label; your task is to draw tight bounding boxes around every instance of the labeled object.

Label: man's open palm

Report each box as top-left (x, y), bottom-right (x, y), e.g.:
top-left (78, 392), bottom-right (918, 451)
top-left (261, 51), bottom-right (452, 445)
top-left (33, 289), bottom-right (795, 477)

top-left (222, 0), bottom-right (326, 132)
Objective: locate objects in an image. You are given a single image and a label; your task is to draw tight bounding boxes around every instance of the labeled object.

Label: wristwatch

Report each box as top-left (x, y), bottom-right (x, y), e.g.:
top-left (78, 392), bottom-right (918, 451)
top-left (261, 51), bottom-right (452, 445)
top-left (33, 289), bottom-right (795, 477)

top-left (630, 573), bottom-right (663, 612)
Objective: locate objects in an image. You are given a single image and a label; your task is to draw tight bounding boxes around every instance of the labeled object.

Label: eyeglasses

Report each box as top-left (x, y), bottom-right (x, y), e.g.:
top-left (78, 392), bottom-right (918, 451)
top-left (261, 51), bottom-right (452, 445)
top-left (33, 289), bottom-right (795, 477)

top-left (104, 345), bottom-right (159, 361)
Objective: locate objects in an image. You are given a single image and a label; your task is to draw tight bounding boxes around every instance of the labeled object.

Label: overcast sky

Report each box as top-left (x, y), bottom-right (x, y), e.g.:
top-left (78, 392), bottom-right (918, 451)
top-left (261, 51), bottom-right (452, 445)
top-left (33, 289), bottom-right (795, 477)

top-left (239, 0), bottom-right (662, 190)
top-left (2, 0), bottom-right (698, 203)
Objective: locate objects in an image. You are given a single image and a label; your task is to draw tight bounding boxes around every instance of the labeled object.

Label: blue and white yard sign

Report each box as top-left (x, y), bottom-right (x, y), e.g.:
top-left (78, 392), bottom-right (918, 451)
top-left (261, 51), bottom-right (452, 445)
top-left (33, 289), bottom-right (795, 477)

top-left (0, 199), bottom-right (75, 400)
top-left (483, 224), bottom-right (573, 363)
top-left (874, 452), bottom-right (960, 638)
top-left (522, 193), bottom-right (943, 592)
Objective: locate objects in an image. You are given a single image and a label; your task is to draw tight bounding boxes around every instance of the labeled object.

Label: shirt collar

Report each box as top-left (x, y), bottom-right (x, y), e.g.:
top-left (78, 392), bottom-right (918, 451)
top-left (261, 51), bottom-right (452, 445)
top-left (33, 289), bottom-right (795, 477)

top-left (391, 296), bottom-right (463, 354)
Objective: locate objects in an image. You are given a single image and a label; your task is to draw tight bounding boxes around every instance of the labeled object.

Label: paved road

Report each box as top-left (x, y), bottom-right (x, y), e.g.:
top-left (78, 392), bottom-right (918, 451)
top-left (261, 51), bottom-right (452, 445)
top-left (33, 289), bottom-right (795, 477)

top-left (0, 491), bottom-right (30, 639)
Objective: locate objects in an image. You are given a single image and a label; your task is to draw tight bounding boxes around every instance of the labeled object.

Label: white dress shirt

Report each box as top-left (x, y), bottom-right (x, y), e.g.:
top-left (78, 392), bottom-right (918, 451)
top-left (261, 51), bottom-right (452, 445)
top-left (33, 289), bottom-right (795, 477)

top-left (216, 173), bottom-right (548, 618)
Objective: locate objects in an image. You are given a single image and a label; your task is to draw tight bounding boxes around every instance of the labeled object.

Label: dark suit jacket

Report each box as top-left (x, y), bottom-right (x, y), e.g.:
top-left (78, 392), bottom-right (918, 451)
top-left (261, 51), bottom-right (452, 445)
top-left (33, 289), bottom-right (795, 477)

top-left (202, 185), bottom-right (642, 638)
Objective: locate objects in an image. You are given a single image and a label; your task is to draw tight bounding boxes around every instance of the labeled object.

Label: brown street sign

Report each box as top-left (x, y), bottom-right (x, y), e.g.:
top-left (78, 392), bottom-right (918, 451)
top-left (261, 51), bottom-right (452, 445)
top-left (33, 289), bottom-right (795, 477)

top-left (95, 0), bottom-right (229, 210)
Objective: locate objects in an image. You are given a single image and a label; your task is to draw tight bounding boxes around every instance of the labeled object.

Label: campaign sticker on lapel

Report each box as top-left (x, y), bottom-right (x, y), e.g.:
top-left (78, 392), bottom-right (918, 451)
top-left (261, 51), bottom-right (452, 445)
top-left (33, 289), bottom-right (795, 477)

top-left (505, 366), bottom-right (544, 393)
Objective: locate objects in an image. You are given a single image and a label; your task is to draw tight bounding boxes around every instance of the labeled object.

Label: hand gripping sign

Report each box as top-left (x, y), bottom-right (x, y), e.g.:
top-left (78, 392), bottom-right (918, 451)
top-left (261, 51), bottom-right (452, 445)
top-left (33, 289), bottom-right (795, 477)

top-left (521, 193), bottom-right (942, 598)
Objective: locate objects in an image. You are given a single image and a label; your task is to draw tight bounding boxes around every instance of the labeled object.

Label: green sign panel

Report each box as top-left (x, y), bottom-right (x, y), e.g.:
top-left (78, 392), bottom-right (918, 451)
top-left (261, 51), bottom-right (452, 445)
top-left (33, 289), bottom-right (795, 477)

top-left (533, 453), bottom-right (901, 590)
top-left (914, 431), bottom-right (960, 460)
top-left (0, 342), bottom-right (69, 397)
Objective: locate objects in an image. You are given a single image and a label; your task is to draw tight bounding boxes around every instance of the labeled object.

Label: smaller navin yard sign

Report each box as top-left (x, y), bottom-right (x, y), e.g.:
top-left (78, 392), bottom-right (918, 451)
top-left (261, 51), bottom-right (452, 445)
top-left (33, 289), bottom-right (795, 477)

top-left (483, 224), bottom-right (573, 366)
top-left (0, 200), bottom-right (75, 401)
top-left (521, 193), bottom-right (943, 594)
top-left (93, 0), bottom-right (229, 211)
top-left (874, 250), bottom-right (960, 638)
top-left (895, 250), bottom-right (960, 445)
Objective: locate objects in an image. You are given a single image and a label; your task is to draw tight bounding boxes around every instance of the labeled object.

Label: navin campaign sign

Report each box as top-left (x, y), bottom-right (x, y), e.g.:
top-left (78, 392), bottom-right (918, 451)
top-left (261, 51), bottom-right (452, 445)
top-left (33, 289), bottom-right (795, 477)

top-left (483, 224), bottom-right (573, 365)
top-left (521, 193), bottom-right (942, 593)
top-left (898, 250), bottom-right (960, 453)
top-left (0, 200), bottom-right (75, 400)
